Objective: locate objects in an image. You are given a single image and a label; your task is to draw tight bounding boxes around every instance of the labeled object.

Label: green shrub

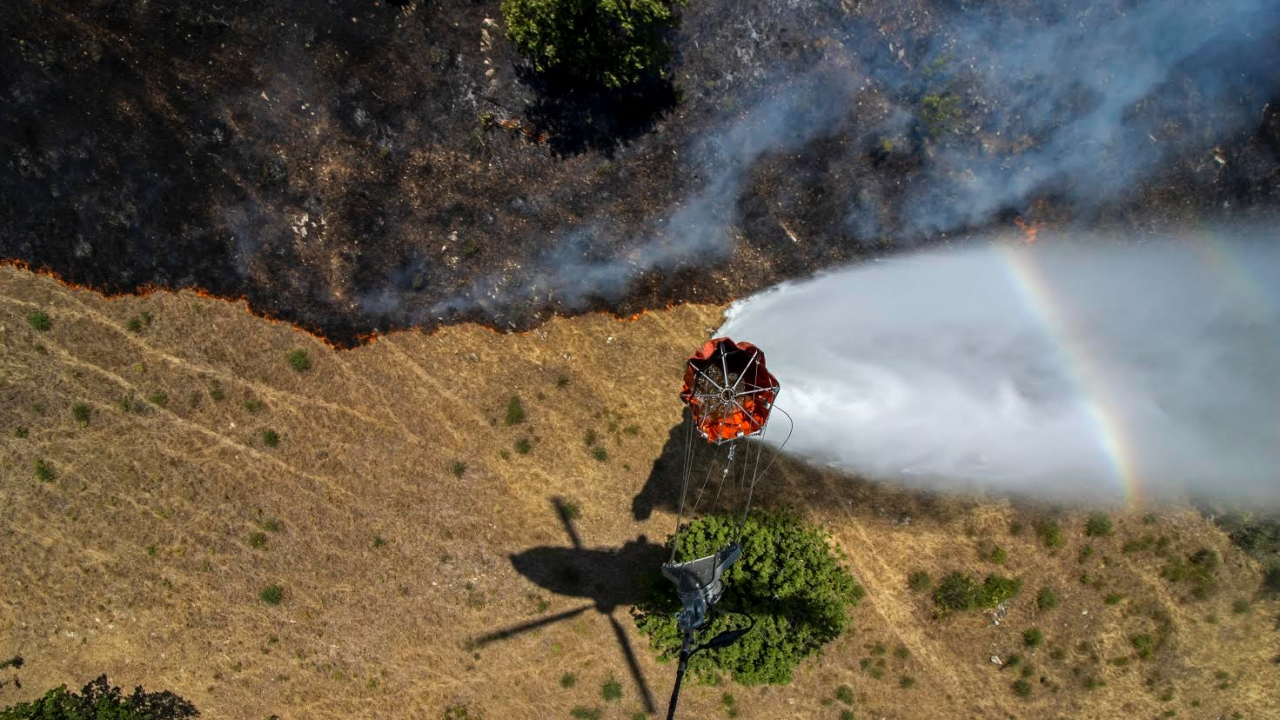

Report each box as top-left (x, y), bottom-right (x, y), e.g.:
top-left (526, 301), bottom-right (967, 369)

top-left (633, 510), bottom-right (863, 685)
top-left (556, 375), bottom-right (569, 387)
top-left (601, 677), bottom-right (622, 702)
top-left (1036, 586), bottom-right (1059, 611)
top-left (514, 437), bottom-right (533, 455)
top-left (248, 532), bottom-right (267, 549)
top-left (591, 446), bottom-right (608, 462)
top-left (1104, 593), bottom-right (1124, 605)
top-left (27, 310), bottom-right (52, 332)
top-left (146, 392), bottom-right (168, 408)
top-left (502, 0), bottom-right (685, 89)
top-left (1036, 520), bottom-right (1064, 549)
top-left (1162, 548), bottom-right (1219, 598)
top-left (505, 395), bottom-right (526, 425)
top-left (834, 684), bottom-right (854, 704)
top-left (560, 672), bottom-right (577, 689)
top-left (261, 429), bottom-right (280, 447)
top-left (933, 572), bottom-right (1021, 612)
top-left (907, 571), bottom-right (931, 592)
top-left (840, 711), bottom-right (854, 720)
top-left (34, 459), bottom-right (55, 483)
top-left (569, 708), bottom-right (601, 720)
top-left (1131, 633), bottom-right (1155, 659)
top-left (1085, 513), bottom-right (1114, 537)
top-left (1023, 628), bottom-right (1044, 648)
top-left (373, 535), bottom-right (386, 548)
top-left (13, 426), bottom-right (29, 439)
top-left (1231, 598), bottom-right (1250, 614)
top-left (1078, 544), bottom-right (1096, 563)
top-left (244, 398), bottom-right (265, 413)
top-left (0, 675), bottom-right (197, 719)
top-left (920, 93), bottom-right (961, 137)
top-left (451, 461), bottom-right (467, 478)
top-left (987, 545), bottom-right (1008, 565)
top-left (898, 675), bottom-right (916, 689)
top-left (259, 585), bottom-right (284, 605)
top-left (285, 349), bottom-right (311, 372)
top-left (584, 429), bottom-right (598, 446)
top-left (1011, 678), bottom-right (1032, 697)
top-left (208, 382), bottom-right (226, 402)
top-left (71, 403), bottom-right (90, 427)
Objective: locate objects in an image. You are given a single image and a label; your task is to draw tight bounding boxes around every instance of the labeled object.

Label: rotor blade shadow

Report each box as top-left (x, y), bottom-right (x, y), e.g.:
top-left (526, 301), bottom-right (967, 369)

top-left (474, 604), bottom-right (592, 646)
top-left (553, 496), bottom-right (584, 550)
top-left (608, 613), bottom-right (656, 713)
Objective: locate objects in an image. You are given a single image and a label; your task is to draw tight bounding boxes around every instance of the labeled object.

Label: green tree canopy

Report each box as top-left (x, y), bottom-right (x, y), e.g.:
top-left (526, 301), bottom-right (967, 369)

top-left (632, 510), bottom-right (864, 685)
top-left (0, 675), bottom-right (196, 720)
top-left (501, 0), bottom-right (685, 88)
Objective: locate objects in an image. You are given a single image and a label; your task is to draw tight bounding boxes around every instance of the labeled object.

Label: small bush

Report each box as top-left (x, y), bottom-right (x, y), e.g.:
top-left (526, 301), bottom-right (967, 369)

top-left (27, 310), bottom-right (52, 332)
top-left (584, 429), bottom-right (598, 446)
top-left (451, 461), bottom-right (467, 478)
top-left (505, 395), bottom-right (526, 425)
top-left (514, 437), bottom-right (533, 455)
top-left (556, 375), bottom-right (569, 387)
top-left (933, 572), bottom-right (981, 611)
top-left (34, 459), bottom-right (55, 482)
top-left (244, 398), bottom-right (265, 413)
top-left (591, 446), bottom-right (608, 462)
top-left (1104, 593), bottom-right (1124, 605)
top-left (988, 545), bottom-right (1008, 565)
top-left (601, 677), bottom-right (622, 702)
top-left (980, 575), bottom-right (1023, 606)
top-left (259, 584), bottom-right (285, 605)
top-left (285, 349), bottom-right (311, 372)
top-left (209, 382), bottom-right (226, 402)
top-left (248, 532), bottom-right (267, 549)
top-left (1131, 633), bottom-right (1155, 659)
top-left (1231, 598), bottom-right (1250, 614)
top-left (261, 517), bottom-right (283, 533)
top-left (1078, 544), bottom-right (1096, 563)
top-left (71, 403), bottom-right (91, 427)
top-left (569, 708), bottom-right (602, 720)
top-left (560, 672), bottom-right (577, 689)
top-left (1162, 548), bottom-right (1219, 598)
top-left (834, 684), bottom-right (854, 704)
top-left (1012, 679), bottom-right (1033, 697)
top-left (13, 426), bottom-right (28, 439)
top-left (1036, 586), bottom-right (1059, 611)
top-left (373, 535), bottom-right (386, 548)
top-left (1085, 513), bottom-right (1114, 537)
top-left (561, 501), bottom-right (582, 520)
top-left (898, 675), bottom-right (916, 689)
top-left (261, 429), bottom-right (280, 447)
top-left (147, 392), bottom-right (168, 408)
top-left (1036, 520), bottom-right (1064, 549)
top-left (840, 712), bottom-right (854, 720)
top-left (1023, 628), bottom-right (1044, 648)
top-left (907, 571), bottom-right (931, 592)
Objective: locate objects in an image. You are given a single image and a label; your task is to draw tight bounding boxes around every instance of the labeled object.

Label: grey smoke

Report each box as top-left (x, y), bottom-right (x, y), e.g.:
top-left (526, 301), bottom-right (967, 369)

top-left (429, 0), bottom-right (1279, 317)
top-left (718, 234), bottom-right (1280, 504)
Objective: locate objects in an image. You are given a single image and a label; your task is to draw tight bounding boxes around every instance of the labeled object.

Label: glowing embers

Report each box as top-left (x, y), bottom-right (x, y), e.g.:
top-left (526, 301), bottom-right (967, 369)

top-left (680, 337), bottom-right (779, 443)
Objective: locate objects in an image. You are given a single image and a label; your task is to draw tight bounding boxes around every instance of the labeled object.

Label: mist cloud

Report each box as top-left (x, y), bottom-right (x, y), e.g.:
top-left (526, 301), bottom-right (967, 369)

top-left (719, 234), bottom-right (1280, 504)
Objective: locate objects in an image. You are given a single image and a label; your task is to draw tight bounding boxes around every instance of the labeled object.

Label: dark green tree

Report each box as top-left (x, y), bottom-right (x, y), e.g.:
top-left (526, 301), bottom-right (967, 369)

top-left (501, 0), bottom-right (685, 88)
top-left (632, 510), bottom-right (864, 685)
top-left (0, 675), bottom-right (197, 719)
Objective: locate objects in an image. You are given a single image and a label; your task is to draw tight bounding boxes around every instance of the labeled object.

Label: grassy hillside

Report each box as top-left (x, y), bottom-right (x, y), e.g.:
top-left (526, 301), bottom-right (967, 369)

top-left (1, 266), bottom-right (1277, 719)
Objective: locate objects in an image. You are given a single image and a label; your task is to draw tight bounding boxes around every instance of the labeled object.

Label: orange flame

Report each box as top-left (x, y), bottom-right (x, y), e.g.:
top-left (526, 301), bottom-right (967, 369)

top-left (1014, 217), bottom-right (1040, 244)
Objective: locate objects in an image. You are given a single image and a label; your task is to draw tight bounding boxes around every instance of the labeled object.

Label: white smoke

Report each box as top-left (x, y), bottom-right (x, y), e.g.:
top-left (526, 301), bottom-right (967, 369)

top-left (719, 233), bottom-right (1280, 504)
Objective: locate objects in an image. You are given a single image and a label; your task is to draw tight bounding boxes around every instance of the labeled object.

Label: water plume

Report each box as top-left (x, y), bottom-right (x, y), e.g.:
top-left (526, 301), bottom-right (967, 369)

top-left (719, 233), bottom-right (1280, 504)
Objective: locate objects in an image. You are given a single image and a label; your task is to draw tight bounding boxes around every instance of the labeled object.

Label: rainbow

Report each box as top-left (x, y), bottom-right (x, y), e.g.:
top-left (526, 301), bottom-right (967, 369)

top-left (995, 241), bottom-right (1143, 504)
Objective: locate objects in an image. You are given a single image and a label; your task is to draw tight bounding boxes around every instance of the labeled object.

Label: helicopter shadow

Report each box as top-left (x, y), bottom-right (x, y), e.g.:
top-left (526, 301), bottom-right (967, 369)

top-left (477, 497), bottom-right (666, 713)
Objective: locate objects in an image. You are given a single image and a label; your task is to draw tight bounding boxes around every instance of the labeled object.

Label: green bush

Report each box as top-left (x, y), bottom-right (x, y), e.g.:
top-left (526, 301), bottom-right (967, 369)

top-left (1023, 628), bottom-right (1044, 648)
top-left (633, 510), bottom-right (863, 685)
top-left (1036, 520), bottom-right (1064, 549)
top-left (261, 429), bottom-right (280, 447)
top-left (505, 395), bottom-right (526, 425)
top-left (259, 585), bottom-right (284, 605)
top-left (451, 461), bottom-right (467, 478)
top-left (1162, 548), bottom-right (1219, 598)
top-left (1131, 633), bottom-right (1155, 659)
top-left (71, 403), bottom-right (90, 427)
top-left (502, 0), bottom-right (685, 88)
top-left (601, 677), bottom-right (622, 702)
top-left (834, 684), bottom-right (854, 704)
top-left (0, 675), bottom-right (196, 719)
top-left (27, 310), bottom-right (52, 332)
top-left (1085, 513), bottom-right (1114, 537)
top-left (34, 459), bottom-right (55, 483)
top-left (907, 571), bottom-right (931, 592)
top-left (1011, 678), bottom-right (1033, 698)
top-left (560, 672), bottom-right (577, 689)
top-left (932, 572), bottom-right (1022, 612)
top-left (285, 349), bottom-right (311, 372)
top-left (1036, 586), bottom-right (1059, 611)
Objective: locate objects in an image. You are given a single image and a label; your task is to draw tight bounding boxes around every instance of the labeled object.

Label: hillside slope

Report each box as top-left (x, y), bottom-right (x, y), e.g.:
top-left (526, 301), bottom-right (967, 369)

top-left (1, 266), bottom-right (1276, 719)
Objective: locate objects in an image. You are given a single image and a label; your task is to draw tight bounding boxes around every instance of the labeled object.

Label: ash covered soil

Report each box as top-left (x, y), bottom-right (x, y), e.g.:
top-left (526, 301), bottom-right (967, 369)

top-left (3, 0), bottom-right (1280, 345)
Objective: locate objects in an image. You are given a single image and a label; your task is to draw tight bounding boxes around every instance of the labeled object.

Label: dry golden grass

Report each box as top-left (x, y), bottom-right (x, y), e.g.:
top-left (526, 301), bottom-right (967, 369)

top-left (1, 265), bottom-right (1277, 719)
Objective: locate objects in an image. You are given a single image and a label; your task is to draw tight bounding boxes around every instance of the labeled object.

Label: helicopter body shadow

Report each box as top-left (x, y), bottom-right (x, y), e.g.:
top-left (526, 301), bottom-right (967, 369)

top-left (478, 497), bottom-right (665, 713)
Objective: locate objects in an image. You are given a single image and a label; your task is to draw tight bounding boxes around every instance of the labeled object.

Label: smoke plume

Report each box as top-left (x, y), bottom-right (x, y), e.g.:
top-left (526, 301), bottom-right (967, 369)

top-left (718, 233), bottom-right (1280, 504)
